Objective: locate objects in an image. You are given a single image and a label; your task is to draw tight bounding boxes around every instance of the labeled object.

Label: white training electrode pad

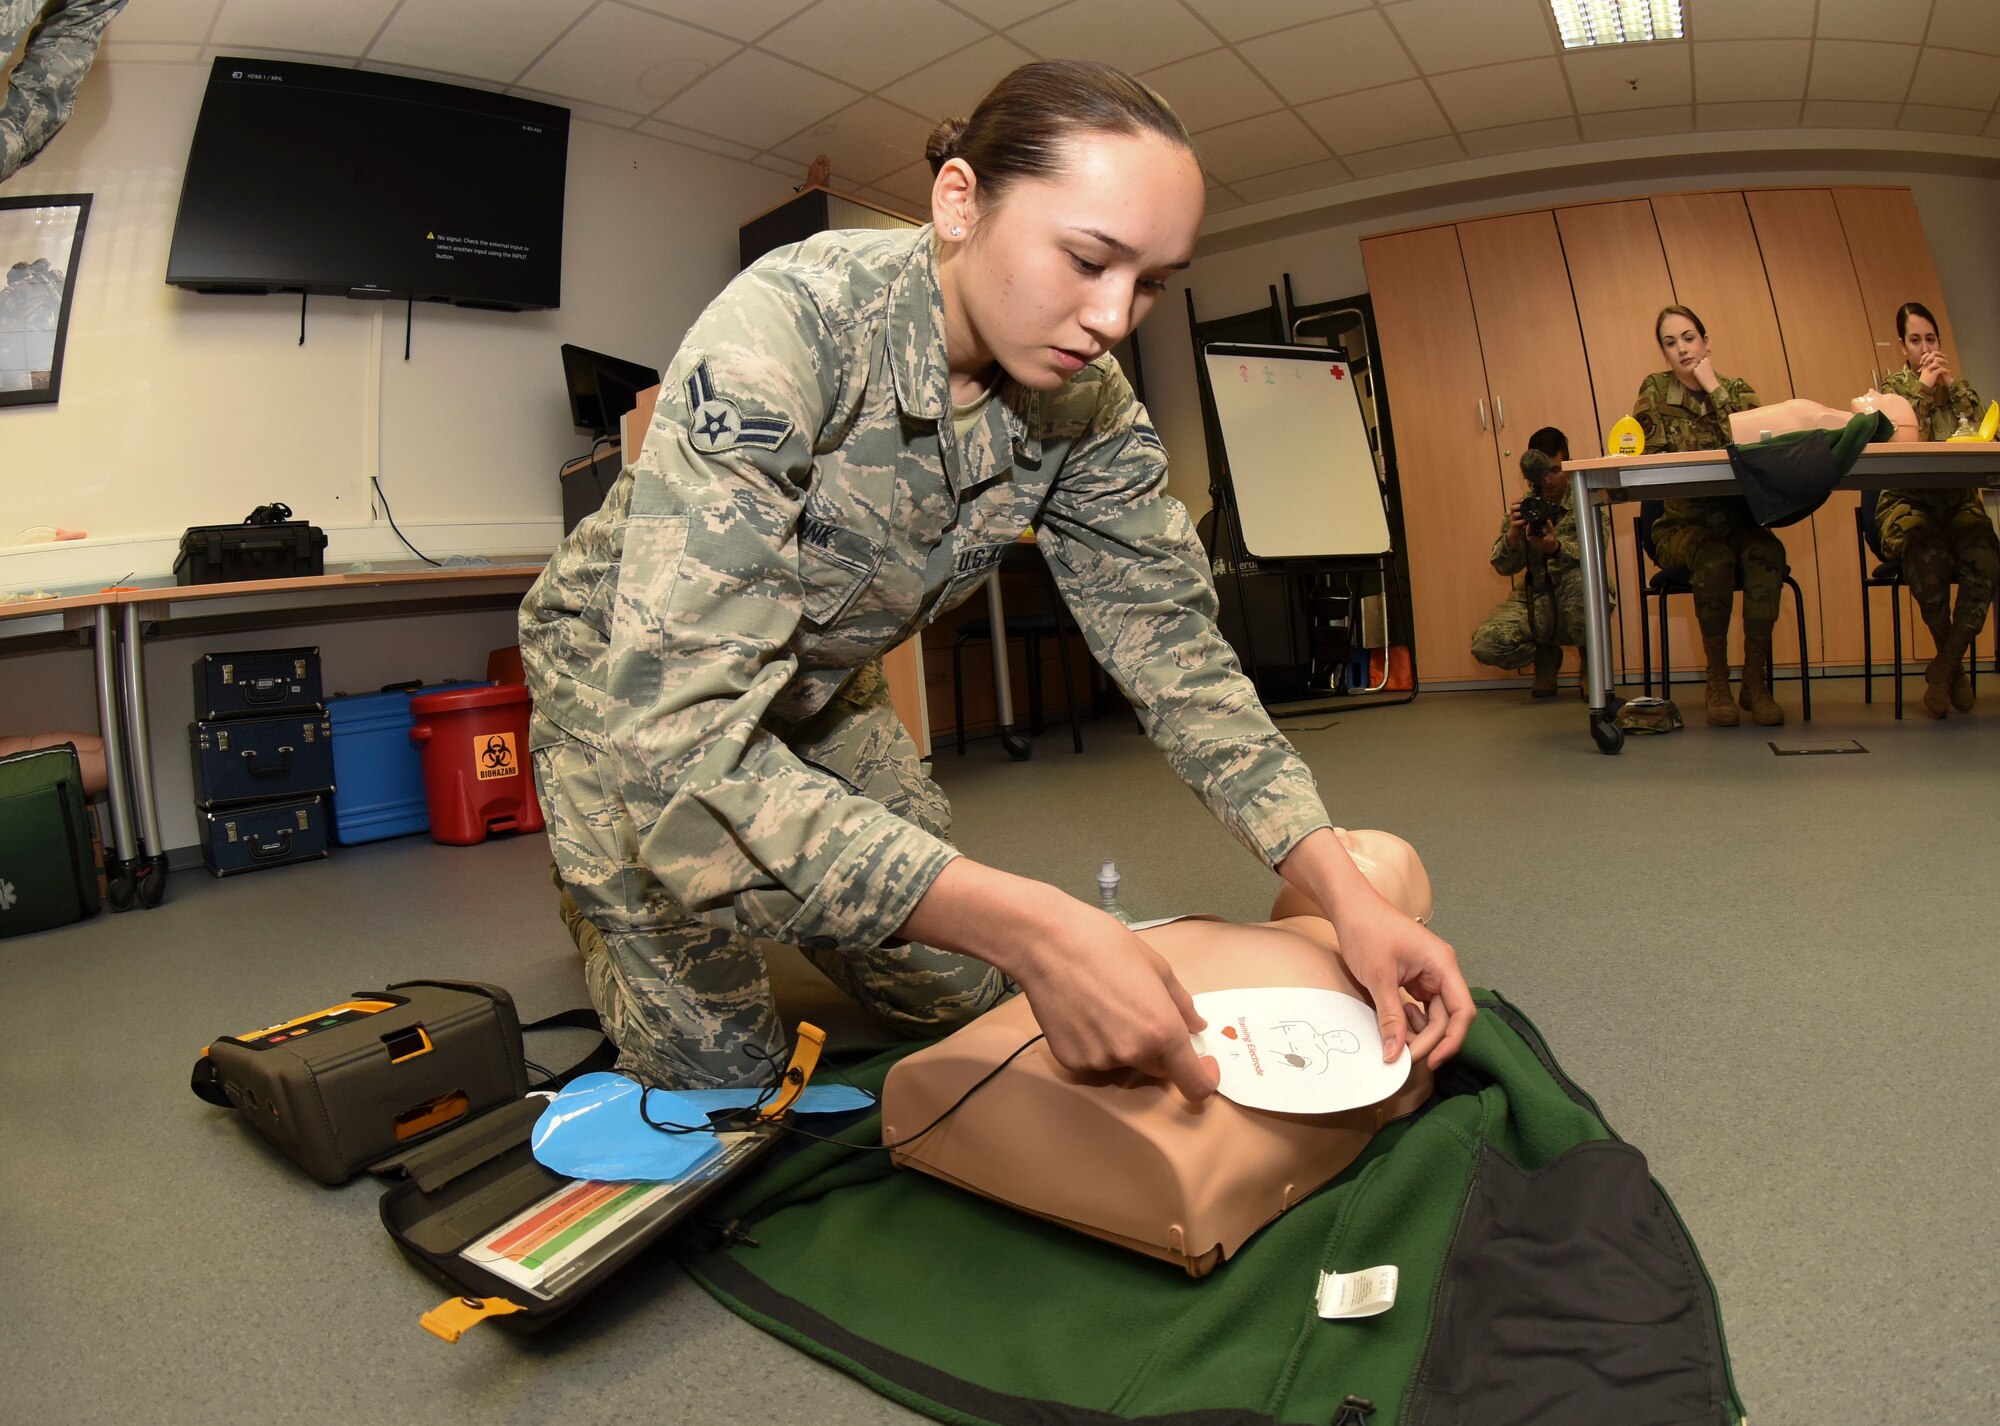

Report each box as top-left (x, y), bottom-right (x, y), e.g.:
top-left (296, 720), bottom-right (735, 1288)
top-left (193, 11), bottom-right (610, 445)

top-left (1189, 986), bottom-right (1411, 1115)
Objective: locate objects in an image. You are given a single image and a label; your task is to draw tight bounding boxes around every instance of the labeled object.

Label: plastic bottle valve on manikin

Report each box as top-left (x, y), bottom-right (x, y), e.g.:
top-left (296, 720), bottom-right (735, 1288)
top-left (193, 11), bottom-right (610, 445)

top-left (407, 685), bottom-right (545, 845)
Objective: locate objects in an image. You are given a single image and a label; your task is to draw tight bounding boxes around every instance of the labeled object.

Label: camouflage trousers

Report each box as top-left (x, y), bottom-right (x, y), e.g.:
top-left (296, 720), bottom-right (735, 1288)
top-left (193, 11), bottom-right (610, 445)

top-left (1470, 568), bottom-right (1588, 670)
top-left (535, 660), bottom-right (1006, 1089)
top-left (1877, 489), bottom-right (1999, 638)
top-left (1650, 497), bottom-right (1787, 639)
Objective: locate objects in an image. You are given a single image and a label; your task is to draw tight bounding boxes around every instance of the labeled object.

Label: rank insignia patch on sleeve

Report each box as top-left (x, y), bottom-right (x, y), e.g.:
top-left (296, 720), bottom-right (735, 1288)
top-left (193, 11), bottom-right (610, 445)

top-left (685, 360), bottom-right (792, 455)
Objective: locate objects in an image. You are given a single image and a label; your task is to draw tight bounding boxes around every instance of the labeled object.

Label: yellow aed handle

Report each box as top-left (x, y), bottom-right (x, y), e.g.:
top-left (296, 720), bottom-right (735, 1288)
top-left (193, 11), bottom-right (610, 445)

top-left (759, 1021), bottom-right (826, 1120)
top-left (421, 1294), bottom-right (526, 1343)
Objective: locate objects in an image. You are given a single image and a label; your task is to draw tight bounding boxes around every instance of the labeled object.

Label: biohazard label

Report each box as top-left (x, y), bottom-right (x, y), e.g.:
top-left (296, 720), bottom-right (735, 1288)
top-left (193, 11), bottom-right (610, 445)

top-left (476, 732), bottom-right (520, 780)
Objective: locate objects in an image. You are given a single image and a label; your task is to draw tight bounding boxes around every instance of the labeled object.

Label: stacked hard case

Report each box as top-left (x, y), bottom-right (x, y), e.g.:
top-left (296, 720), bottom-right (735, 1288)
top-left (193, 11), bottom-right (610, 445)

top-left (189, 648), bottom-right (332, 875)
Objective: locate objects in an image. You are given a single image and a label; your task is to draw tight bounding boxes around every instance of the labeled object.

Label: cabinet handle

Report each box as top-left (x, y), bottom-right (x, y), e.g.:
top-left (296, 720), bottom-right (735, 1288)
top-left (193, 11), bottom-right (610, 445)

top-left (1496, 396), bottom-right (1506, 428)
top-left (1477, 398), bottom-right (1487, 431)
top-left (1871, 367), bottom-right (1879, 389)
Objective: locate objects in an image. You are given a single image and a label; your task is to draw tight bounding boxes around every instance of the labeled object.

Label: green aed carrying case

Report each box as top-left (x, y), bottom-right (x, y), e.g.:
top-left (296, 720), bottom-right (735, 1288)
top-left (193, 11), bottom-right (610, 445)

top-left (0, 743), bottom-right (101, 940)
top-left (190, 980), bottom-right (528, 1185)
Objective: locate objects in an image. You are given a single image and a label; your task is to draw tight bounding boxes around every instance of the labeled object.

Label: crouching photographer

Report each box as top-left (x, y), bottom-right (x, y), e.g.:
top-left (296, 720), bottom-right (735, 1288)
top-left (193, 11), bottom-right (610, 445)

top-left (1470, 428), bottom-right (1597, 698)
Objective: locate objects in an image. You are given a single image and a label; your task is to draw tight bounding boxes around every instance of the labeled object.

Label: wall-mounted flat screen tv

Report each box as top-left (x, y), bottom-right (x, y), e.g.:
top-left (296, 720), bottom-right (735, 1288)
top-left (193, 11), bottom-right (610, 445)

top-left (167, 58), bottom-right (568, 311)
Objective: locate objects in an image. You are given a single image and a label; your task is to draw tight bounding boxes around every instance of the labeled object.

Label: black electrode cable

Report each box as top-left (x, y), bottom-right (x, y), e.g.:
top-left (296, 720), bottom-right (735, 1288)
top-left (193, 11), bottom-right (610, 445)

top-left (371, 474), bottom-right (442, 566)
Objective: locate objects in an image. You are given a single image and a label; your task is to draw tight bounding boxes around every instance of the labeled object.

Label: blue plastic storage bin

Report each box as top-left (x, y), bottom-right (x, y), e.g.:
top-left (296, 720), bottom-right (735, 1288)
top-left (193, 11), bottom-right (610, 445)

top-left (325, 682), bottom-right (488, 845)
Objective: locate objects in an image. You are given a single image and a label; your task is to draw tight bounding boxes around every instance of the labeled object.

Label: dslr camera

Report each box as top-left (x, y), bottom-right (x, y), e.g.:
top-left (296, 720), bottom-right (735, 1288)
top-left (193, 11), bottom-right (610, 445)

top-left (1516, 493), bottom-right (1558, 535)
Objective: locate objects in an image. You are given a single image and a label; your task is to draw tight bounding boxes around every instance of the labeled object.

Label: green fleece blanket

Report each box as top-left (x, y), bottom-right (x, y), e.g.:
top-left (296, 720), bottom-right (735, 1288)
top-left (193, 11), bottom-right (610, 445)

top-left (681, 992), bottom-right (1746, 1426)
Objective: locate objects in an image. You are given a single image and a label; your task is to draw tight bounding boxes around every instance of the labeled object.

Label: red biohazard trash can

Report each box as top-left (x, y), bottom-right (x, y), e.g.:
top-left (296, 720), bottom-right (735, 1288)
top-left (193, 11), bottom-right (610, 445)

top-left (408, 685), bottom-right (545, 845)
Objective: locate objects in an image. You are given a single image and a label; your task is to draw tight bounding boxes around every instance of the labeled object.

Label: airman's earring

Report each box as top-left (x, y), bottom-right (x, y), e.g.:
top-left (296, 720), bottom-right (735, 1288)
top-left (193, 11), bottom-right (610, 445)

top-left (950, 225), bottom-right (962, 236)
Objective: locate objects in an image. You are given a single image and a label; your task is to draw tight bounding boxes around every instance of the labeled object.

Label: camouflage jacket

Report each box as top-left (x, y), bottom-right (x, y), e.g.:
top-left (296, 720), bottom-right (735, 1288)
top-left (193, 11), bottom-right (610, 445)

top-left (1632, 369), bottom-right (1760, 453)
top-left (521, 226), bottom-right (1328, 951)
top-left (0, 0), bottom-right (127, 182)
top-left (1879, 365), bottom-right (1981, 443)
top-left (1490, 480), bottom-right (1586, 581)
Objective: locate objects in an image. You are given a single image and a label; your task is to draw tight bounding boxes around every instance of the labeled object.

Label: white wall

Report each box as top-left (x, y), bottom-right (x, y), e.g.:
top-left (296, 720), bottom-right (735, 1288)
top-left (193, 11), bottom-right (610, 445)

top-left (1, 59), bottom-right (792, 589)
top-left (1143, 161), bottom-right (2000, 525)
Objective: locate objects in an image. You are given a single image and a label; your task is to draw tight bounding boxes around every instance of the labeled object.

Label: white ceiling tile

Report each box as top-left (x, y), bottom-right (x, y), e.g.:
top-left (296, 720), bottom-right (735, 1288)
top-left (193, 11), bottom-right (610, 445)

top-left (1684, 0), bottom-right (1814, 39)
top-left (1141, 48), bottom-right (1285, 134)
top-left (871, 160), bottom-right (940, 210)
top-left (878, 35), bottom-right (1040, 126)
top-left (1429, 57), bottom-right (1573, 130)
top-left (1459, 114), bottom-right (1580, 156)
top-left (101, 42), bottom-right (206, 64)
top-left (508, 87), bottom-right (645, 129)
top-left (1693, 39), bottom-right (1810, 101)
top-left (751, 152), bottom-right (801, 177)
top-left (769, 96), bottom-right (935, 187)
top-left (211, 0), bottom-right (400, 56)
top-left (109, 0), bottom-right (223, 45)
top-left (1564, 42), bottom-right (1692, 112)
top-left (1988, 110), bottom-right (2000, 138)
top-left (517, 7), bottom-right (739, 116)
top-left (1579, 105), bottom-right (1693, 139)
top-left (1203, 185), bottom-right (1245, 213)
top-left (1695, 100), bottom-right (1802, 130)
top-left (201, 43), bottom-right (355, 66)
top-left (638, 119), bottom-right (763, 161)
top-left (1341, 133), bottom-right (1466, 179)
top-left (1231, 156), bottom-right (1353, 203)
top-left (1190, 108), bottom-right (1333, 182)
top-left (619, 0), bottom-right (818, 45)
top-left (1808, 40), bottom-right (1919, 102)
top-left (1816, 0), bottom-right (1931, 44)
top-left (761, 0), bottom-right (986, 92)
top-left (1801, 100), bottom-right (1902, 127)
top-left (948, 0), bottom-right (1069, 27)
top-left (1900, 103), bottom-right (1990, 135)
top-left (1297, 80), bottom-right (1450, 155)
top-left (1177, 0), bottom-right (1371, 45)
top-left (654, 49), bottom-right (864, 149)
top-left (1909, 46), bottom-right (2000, 109)
top-left (1385, 0), bottom-right (1557, 74)
top-left (370, 0), bottom-right (594, 86)
top-left (1236, 10), bottom-right (1415, 105)
top-left (1006, 0), bottom-right (1218, 73)
top-left (1926, 0), bottom-right (2000, 57)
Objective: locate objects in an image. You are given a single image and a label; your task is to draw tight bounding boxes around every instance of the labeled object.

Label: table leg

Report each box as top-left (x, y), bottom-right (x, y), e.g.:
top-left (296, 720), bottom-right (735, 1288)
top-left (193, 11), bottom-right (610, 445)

top-left (1570, 472), bottom-right (1623, 754)
top-left (984, 572), bottom-right (1029, 761)
top-left (91, 605), bottom-right (141, 907)
top-left (119, 603), bottom-right (169, 903)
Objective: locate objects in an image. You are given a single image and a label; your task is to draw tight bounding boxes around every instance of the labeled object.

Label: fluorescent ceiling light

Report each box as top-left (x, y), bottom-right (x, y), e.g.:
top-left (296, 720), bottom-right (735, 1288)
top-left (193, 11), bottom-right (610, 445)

top-left (1551, 0), bottom-right (1684, 48)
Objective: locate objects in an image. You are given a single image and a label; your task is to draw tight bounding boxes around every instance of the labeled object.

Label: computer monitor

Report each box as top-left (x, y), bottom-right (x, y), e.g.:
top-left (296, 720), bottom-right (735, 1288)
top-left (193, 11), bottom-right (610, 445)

top-left (560, 343), bottom-right (660, 440)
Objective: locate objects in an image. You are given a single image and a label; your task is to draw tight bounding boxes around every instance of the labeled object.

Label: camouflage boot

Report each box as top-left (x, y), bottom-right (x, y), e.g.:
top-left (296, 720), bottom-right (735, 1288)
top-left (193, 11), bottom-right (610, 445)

top-left (1924, 625), bottom-right (1975, 719)
top-left (1530, 643), bottom-right (1560, 699)
top-left (1701, 629), bottom-right (1738, 727)
top-left (1738, 635), bottom-right (1786, 726)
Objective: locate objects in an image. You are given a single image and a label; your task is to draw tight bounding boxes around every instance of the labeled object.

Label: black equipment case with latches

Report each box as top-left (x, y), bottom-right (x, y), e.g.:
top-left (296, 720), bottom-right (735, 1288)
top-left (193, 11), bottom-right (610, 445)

top-left (189, 712), bottom-right (334, 807)
top-left (197, 794), bottom-right (331, 875)
top-left (193, 648), bottom-right (323, 721)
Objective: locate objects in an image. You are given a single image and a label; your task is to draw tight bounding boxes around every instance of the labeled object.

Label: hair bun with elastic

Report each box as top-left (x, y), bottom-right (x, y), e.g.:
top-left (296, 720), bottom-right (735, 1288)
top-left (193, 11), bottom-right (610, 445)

top-left (925, 116), bottom-right (968, 173)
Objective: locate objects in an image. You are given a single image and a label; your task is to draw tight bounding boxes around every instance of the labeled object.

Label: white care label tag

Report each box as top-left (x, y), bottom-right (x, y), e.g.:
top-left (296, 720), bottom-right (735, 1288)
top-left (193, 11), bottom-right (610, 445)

top-left (1317, 1265), bottom-right (1399, 1320)
top-left (1189, 986), bottom-right (1410, 1115)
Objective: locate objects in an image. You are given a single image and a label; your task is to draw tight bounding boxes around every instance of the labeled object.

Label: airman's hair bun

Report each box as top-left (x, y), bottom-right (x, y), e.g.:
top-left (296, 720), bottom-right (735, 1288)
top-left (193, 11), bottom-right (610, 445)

top-left (925, 116), bottom-right (968, 174)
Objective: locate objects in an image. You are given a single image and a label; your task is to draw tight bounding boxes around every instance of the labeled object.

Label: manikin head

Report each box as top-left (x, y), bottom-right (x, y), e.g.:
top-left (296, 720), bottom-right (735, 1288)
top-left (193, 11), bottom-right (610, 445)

top-left (1524, 426), bottom-right (1569, 497)
top-left (927, 62), bottom-right (1204, 400)
top-left (1656, 305), bottom-right (1711, 389)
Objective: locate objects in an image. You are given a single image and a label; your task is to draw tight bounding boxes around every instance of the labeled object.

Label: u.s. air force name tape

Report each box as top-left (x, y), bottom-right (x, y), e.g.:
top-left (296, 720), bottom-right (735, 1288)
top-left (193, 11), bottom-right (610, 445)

top-left (685, 360), bottom-right (792, 455)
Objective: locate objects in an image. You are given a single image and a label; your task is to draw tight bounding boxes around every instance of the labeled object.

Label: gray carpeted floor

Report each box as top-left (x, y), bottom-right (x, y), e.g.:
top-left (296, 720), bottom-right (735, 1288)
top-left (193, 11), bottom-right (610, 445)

top-left (4, 679), bottom-right (1994, 1425)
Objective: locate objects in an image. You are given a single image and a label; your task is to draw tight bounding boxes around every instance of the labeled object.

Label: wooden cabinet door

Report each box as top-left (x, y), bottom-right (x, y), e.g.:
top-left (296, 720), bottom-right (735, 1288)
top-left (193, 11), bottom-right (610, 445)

top-left (1651, 191), bottom-right (1814, 674)
top-left (1835, 186), bottom-right (1960, 384)
top-left (1362, 226), bottom-right (1507, 685)
top-left (1455, 211), bottom-right (1604, 685)
top-left (1556, 200), bottom-right (1680, 682)
top-left (1747, 187), bottom-right (1883, 670)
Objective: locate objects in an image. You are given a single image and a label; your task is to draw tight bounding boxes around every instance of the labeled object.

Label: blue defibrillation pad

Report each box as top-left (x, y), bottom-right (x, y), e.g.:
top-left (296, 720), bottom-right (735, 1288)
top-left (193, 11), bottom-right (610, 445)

top-left (530, 1071), bottom-right (873, 1181)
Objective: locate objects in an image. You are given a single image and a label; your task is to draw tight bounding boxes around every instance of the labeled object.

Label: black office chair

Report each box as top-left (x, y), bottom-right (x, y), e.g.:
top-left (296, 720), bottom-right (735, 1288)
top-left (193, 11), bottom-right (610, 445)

top-left (1854, 490), bottom-right (1988, 719)
top-left (1633, 503), bottom-right (1811, 721)
top-left (950, 547), bottom-right (1085, 756)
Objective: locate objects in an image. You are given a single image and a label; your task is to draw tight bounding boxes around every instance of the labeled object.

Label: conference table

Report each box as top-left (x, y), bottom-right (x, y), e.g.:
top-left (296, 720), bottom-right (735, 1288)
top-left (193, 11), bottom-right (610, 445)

top-left (1565, 442), bottom-right (2000, 754)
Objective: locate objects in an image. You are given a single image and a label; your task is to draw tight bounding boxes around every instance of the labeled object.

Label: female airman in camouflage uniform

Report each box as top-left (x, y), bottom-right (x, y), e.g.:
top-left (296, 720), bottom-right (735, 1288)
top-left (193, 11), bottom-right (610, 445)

top-left (1874, 301), bottom-right (1997, 717)
top-left (1634, 305), bottom-right (1789, 727)
top-left (521, 63), bottom-right (1472, 1097)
